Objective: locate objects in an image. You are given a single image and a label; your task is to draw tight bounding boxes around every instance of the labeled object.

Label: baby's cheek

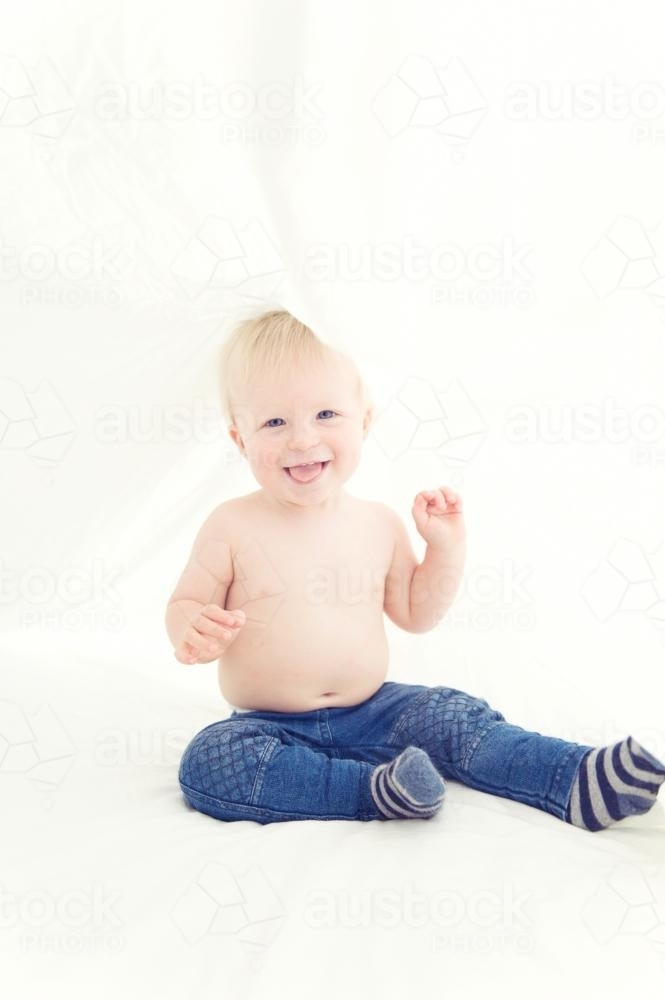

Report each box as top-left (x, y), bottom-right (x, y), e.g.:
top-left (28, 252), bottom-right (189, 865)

top-left (260, 446), bottom-right (284, 469)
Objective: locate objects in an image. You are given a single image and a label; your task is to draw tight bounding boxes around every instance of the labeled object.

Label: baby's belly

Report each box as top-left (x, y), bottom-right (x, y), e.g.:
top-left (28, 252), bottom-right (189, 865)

top-left (217, 616), bottom-right (390, 713)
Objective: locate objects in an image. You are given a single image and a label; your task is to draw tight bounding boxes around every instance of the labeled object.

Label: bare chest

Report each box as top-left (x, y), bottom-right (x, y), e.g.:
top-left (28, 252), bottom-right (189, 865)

top-left (218, 497), bottom-right (393, 709)
top-left (225, 499), bottom-right (392, 628)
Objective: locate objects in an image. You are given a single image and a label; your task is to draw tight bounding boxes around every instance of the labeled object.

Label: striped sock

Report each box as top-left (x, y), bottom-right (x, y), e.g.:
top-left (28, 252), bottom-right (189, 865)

top-left (566, 735), bottom-right (665, 832)
top-left (370, 746), bottom-right (445, 820)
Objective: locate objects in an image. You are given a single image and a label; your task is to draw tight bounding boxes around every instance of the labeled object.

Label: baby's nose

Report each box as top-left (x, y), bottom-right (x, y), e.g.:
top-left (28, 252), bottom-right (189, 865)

top-left (289, 428), bottom-right (320, 450)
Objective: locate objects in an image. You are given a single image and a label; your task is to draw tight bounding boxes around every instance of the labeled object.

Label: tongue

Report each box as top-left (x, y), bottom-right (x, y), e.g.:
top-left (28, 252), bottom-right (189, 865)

top-left (289, 462), bottom-right (323, 483)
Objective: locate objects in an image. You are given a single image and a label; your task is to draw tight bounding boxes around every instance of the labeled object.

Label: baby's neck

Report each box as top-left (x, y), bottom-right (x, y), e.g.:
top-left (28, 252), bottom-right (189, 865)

top-left (257, 487), bottom-right (349, 519)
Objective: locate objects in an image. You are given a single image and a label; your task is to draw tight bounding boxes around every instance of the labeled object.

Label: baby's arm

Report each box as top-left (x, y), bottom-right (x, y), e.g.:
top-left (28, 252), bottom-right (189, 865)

top-left (381, 503), bottom-right (466, 633)
top-left (165, 505), bottom-right (245, 664)
top-left (382, 506), bottom-right (421, 633)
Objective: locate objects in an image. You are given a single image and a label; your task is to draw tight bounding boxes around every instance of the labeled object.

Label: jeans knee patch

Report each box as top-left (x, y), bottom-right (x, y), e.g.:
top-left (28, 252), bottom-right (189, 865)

top-left (398, 686), bottom-right (505, 766)
top-left (179, 723), bottom-right (276, 804)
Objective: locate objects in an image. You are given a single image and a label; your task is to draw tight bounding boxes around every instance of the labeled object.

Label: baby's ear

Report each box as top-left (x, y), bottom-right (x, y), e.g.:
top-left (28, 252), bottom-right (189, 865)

top-left (362, 405), bottom-right (376, 438)
top-left (228, 424), bottom-right (245, 455)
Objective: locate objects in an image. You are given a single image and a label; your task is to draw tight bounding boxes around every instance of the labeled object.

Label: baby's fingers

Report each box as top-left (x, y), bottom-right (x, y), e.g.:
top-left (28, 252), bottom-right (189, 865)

top-left (175, 641), bottom-right (198, 664)
top-left (195, 617), bottom-right (235, 640)
top-left (184, 627), bottom-right (222, 655)
top-left (200, 605), bottom-right (246, 629)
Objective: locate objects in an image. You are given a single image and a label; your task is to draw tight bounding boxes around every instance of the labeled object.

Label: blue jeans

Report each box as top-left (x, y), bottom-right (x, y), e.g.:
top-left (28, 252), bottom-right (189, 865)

top-left (178, 681), bottom-right (593, 824)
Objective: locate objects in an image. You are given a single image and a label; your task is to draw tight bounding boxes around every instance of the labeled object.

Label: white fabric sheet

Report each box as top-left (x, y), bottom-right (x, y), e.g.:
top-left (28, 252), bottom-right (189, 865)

top-left (2, 1), bottom-right (665, 997)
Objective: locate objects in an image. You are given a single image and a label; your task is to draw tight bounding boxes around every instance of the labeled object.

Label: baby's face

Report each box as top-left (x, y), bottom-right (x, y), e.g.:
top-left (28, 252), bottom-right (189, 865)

top-left (229, 357), bottom-right (372, 509)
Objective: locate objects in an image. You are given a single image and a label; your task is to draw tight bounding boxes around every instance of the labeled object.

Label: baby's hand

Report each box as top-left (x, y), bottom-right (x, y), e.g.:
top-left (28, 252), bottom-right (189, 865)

top-left (412, 486), bottom-right (465, 549)
top-left (174, 605), bottom-right (246, 665)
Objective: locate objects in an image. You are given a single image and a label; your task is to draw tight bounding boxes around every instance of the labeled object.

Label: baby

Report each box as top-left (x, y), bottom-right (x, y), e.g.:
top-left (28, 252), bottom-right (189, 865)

top-left (167, 309), bottom-right (665, 829)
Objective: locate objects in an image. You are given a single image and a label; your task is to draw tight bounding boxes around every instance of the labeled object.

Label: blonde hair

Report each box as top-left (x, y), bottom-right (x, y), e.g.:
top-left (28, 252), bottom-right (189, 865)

top-left (218, 309), bottom-right (372, 427)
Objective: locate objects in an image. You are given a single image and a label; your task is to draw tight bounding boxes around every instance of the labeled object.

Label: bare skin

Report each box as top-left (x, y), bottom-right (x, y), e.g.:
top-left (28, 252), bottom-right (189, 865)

top-left (167, 353), bottom-right (399, 712)
top-left (166, 353), bottom-right (465, 713)
top-left (213, 491), bottom-right (394, 712)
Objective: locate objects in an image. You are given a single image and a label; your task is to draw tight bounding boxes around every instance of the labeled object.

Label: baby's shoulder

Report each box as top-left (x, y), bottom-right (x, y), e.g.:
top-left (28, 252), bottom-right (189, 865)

top-left (365, 499), bottom-right (398, 524)
top-left (353, 499), bottom-right (399, 540)
top-left (197, 494), bottom-right (254, 534)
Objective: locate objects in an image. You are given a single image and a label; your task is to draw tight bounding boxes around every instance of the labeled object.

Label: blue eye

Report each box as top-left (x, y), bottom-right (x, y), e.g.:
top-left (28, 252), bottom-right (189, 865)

top-left (263, 410), bottom-right (337, 428)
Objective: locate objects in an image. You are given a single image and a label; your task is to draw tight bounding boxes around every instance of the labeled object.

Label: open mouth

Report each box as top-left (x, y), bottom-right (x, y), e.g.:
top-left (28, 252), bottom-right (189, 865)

top-left (284, 461), bottom-right (330, 484)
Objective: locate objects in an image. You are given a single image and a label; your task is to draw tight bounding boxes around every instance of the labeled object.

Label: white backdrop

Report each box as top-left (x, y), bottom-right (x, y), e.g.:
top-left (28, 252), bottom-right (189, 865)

top-left (2, 1), bottom-right (665, 997)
